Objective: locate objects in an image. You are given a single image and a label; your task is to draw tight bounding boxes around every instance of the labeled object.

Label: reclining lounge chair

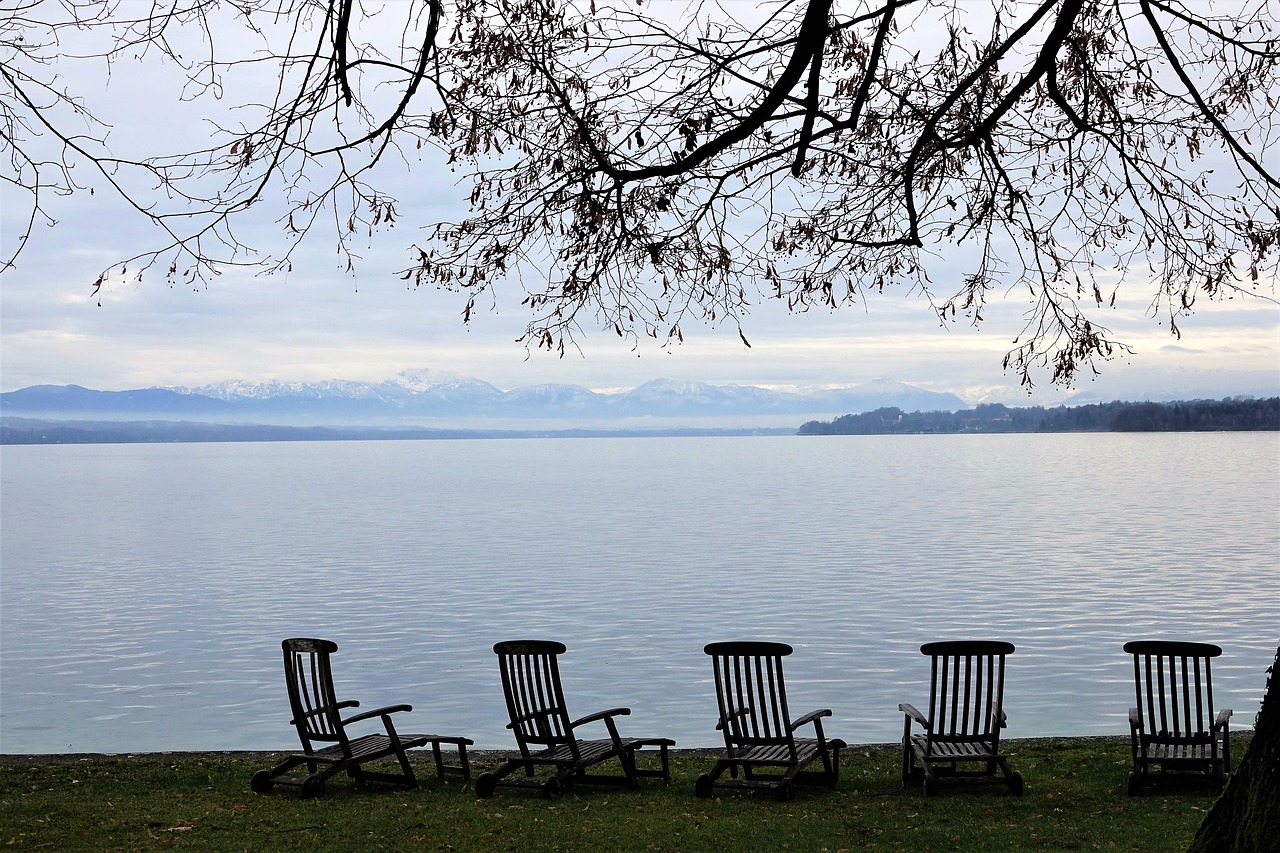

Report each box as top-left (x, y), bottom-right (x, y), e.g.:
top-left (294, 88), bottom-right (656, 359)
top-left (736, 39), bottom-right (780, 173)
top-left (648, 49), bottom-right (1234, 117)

top-left (899, 640), bottom-right (1024, 796)
top-left (695, 641), bottom-right (846, 801)
top-left (475, 640), bottom-right (673, 798)
top-left (250, 638), bottom-right (472, 798)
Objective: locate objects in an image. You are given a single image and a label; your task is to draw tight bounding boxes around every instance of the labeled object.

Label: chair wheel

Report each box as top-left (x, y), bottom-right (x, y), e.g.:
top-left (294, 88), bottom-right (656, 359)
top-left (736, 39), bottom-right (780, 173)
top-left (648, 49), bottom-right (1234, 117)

top-left (1008, 770), bottom-right (1024, 796)
top-left (774, 779), bottom-right (796, 802)
top-left (1127, 772), bottom-right (1141, 797)
top-left (694, 773), bottom-right (713, 799)
top-left (541, 777), bottom-right (564, 799)
top-left (475, 773), bottom-right (497, 799)
top-left (250, 770), bottom-right (274, 794)
top-left (300, 775), bottom-right (325, 799)
top-left (922, 777), bottom-right (936, 797)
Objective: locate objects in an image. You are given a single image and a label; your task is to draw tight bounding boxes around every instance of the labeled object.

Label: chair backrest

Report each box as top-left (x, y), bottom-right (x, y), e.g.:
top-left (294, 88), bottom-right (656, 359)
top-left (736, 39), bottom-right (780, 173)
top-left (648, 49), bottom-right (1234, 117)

top-left (919, 640), bottom-right (1014, 746)
top-left (493, 640), bottom-right (578, 757)
top-left (704, 641), bottom-right (798, 759)
top-left (1124, 640), bottom-right (1221, 743)
top-left (281, 637), bottom-right (348, 753)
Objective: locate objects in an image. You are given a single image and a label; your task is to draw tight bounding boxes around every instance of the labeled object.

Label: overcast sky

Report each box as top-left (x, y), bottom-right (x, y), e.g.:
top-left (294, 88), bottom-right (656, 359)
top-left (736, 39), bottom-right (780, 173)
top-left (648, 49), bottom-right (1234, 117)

top-left (3, 3), bottom-right (1277, 405)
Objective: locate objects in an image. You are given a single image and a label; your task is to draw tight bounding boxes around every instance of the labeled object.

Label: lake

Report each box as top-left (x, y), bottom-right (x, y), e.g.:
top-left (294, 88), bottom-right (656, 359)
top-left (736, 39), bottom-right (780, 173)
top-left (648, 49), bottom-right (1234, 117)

top-left (1, 433), bottom-right (1277, 754)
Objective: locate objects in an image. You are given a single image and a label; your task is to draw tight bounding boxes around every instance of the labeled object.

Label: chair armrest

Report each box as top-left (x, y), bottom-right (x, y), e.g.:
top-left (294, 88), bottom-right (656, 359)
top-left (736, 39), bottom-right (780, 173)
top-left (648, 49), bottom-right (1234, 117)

top-left (569, 707), bottom-right (631, 729)
top-left (342, 704), bottom-right (413, 727)
top-left (715, 707), bottom-right (751, 732)
top-left (1128, 707), bottom-right (1142, 730)
top-left (291, 700), bottom-right (359, 726)
top-left (507, 708), bottom-right (551, 729)
top-left (788, 708), bottom-right (832, 732)
top-left (899, 703), bottom-right (930, 729)
top-left (1214, 708), bottom-right (1233, 730)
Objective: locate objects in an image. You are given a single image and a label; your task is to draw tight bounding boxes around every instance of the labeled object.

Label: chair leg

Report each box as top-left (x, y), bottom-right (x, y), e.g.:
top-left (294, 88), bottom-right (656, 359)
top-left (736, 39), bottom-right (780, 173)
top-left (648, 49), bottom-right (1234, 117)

top-left (695, 760), bottom-right (730, 798)
top-left (1005, 766), bottom-right (1024, 796)
top-left (901, 742), bottom-right (921, 789)
top-left (618, 746), bottom-right (639, 789)
top-left (432, 742), bottom-right (445, 779)
top-left (473, 756), bottom-right (531, 797)
top-left (694, 758), bottom-right (733, 797)
top-left (821, 740), bottom-right (845, 788)
top-left (263, 755), bottom-right (306, 780)
top-left (694, 772), bottom-right (715, 798)
top-left (473, 765), bottom-right (512, 799)
top-left (643, 742), bottom-right (671, 783)
top-left (620, 739), bottom-right (673, 786)
top-left (395, 747), bottom-right (419, 788)
top-left (425, 740), bottom-right (472, 782)
top-left (457, 742), bottom-right (472, 782)
top-left (475, 772), bottom-right (499, 798)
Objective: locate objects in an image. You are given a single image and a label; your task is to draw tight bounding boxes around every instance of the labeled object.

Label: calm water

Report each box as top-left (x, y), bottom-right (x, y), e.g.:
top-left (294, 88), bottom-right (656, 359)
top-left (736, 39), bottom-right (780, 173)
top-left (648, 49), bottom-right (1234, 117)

top-left (1, 433), bottom-right (1277, 754)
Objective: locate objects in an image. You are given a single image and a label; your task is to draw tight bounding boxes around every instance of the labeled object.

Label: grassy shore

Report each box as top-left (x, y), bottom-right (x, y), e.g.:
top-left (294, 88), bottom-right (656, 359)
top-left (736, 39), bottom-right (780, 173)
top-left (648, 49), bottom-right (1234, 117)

top-left (0, 736), bottom-right (1243, 851)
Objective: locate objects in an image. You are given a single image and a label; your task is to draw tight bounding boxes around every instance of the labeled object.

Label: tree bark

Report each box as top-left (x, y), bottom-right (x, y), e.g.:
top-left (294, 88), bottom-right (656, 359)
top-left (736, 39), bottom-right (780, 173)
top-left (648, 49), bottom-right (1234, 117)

top-left (1186, 643), bottom-right (1279, 853)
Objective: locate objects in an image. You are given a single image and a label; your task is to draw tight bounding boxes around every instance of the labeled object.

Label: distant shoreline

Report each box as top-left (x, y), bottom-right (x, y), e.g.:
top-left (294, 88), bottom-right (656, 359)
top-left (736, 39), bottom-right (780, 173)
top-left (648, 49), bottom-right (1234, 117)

top-left (799, 397), bottom-right (1279, 435)
top-left (0, 417), bottom-right (797, 445)
top-left (4, 394), bottom-right (1279, 445)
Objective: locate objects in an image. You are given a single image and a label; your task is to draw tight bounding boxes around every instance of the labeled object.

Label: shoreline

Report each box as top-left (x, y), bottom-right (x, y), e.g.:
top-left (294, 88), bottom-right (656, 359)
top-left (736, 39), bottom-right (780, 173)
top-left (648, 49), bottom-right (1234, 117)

top-left (0, 734), bottom-right (1173, 765)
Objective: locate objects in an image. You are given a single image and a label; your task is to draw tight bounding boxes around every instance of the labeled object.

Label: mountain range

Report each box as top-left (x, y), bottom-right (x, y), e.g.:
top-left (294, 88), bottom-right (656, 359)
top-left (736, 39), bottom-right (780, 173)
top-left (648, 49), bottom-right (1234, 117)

top-left (4, 366), bottom-right (1276, 430)
top-left (1, 371), bottom-right (968, 428)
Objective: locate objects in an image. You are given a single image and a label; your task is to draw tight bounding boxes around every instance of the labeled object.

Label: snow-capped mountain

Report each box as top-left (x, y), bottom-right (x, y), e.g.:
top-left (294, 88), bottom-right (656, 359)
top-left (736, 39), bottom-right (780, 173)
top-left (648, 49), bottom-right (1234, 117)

top-left (501, 383), bottom-right (602, 411)
top-left (1, 370), bottom-right (969, 426)
top-left (186, 369), bottom-right (506, 405)
top-left (183, 378), bottom-right (388, 401)
top-left (4, 365), bottom-right (1275, 430)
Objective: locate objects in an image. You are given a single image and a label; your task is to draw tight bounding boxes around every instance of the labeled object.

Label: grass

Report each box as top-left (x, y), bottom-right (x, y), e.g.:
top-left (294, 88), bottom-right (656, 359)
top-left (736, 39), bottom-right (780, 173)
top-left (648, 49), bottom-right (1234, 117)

top-left (0, 736), bottom-right (1243, 852)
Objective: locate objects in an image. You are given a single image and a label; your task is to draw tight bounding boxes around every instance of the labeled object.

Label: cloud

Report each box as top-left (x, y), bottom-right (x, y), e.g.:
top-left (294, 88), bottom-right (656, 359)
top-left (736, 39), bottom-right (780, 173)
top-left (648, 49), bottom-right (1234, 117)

top-left (3, 9), bottom-right (1277, 400)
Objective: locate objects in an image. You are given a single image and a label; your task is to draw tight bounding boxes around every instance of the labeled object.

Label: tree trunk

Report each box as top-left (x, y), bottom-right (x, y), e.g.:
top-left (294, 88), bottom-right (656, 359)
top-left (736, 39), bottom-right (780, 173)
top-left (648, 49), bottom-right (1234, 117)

top-left (1186, 643), bottom-right (1279, 853)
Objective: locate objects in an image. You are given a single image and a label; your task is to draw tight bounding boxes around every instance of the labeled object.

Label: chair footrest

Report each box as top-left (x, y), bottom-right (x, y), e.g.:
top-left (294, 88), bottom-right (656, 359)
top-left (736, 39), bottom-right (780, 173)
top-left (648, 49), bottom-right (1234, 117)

top-left (406, 733), bottom-right (473, 780)
top-left (624, 737), bottom-right (675, 750)
top-left (624, 737), bottom-right (674, 780)
top-left (405, 734), bottom-right (474, 746)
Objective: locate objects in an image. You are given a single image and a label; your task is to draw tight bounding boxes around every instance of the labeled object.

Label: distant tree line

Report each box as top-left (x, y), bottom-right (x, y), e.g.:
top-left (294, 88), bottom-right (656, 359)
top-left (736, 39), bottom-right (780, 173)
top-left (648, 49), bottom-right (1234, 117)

top-left (798, 398), bottom-right (1280, 436)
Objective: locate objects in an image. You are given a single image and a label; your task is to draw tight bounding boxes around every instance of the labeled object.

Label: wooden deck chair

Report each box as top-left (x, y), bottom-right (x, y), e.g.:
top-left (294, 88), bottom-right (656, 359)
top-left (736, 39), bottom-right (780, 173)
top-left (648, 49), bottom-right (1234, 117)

top-left (1124, 640), bottom-right (1232, 795)
top-left (474, 640), bottom-right (673, 798)
top-left (250, 638), bottom-right (473, 798)
top-left (695, 641), bottom-right (846, 801)
top-left (899, 640), bottom-right (1024, 796)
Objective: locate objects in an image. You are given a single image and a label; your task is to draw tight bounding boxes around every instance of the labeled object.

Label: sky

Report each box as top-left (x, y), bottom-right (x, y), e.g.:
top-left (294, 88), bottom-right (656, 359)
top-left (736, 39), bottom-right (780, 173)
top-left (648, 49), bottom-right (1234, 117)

top-left (3, 3), bottom-right (1278, 406)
